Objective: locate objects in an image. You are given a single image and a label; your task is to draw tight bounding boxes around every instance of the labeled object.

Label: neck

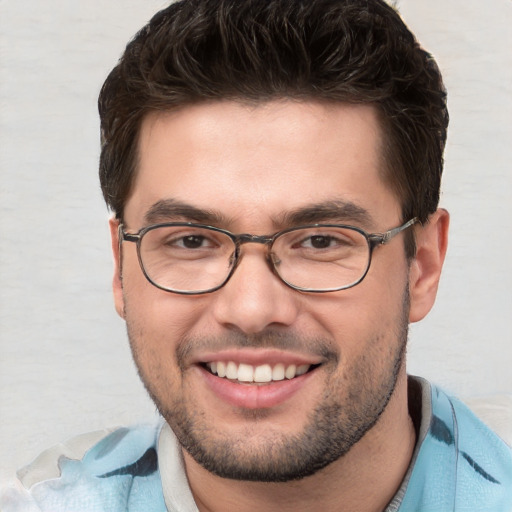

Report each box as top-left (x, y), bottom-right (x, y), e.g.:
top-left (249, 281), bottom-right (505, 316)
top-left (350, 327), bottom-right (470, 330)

top-left (183, 371), bottom-right (416, 512)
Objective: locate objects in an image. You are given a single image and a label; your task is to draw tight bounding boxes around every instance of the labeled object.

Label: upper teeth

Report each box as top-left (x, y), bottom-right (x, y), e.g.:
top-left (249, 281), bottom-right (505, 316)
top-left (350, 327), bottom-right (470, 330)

top-left (206, 362), bottom-right (310, 383)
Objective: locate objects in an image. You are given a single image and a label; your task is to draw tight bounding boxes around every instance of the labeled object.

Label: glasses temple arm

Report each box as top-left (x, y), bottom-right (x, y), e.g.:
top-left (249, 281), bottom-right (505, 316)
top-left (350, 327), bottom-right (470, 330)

top-left (370, 217), bottom-right (418, 245)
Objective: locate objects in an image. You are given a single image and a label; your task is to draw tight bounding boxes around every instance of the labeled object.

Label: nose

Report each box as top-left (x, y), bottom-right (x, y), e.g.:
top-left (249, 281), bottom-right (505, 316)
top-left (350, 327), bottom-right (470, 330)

top-left (211, 245), bottom-right (301, 334)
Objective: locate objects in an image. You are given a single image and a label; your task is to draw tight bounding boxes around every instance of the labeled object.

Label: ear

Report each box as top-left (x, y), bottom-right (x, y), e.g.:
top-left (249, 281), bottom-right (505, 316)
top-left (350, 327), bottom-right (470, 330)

top-left (109, 217), bottom-right (126, 319)
top-left (408, 209), bottom-right (449, 323)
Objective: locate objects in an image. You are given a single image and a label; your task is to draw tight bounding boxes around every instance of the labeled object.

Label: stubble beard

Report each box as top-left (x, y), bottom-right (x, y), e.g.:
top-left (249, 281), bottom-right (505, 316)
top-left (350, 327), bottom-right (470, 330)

top-left (126, 289), bottom-right (410, 483)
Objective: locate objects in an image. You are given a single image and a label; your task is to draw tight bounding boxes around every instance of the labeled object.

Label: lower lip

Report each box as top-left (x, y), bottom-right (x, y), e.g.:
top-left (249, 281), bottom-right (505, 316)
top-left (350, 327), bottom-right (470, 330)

top-left (198, 365), bottom-right (316, 409)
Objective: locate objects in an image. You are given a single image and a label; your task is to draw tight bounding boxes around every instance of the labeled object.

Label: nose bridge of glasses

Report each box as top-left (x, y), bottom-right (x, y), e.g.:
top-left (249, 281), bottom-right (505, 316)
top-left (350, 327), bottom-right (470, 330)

top-left (236, 233), bottom-right (274, 246)
top-left (231, 233), bottom-right (278, 274)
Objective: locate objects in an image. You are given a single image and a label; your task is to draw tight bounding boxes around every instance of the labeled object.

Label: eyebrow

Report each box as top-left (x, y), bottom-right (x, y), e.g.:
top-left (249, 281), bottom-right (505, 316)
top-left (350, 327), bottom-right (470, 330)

top-left (142, 198), bottom-right (374, 231)
top-left (143, 199), bottom-right (232, 226)
top-left (276, 200), bottom-right (374, 229)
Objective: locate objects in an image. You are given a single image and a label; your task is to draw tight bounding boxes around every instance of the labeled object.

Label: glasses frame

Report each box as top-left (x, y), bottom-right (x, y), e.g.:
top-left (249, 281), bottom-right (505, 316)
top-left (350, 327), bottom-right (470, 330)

top-left (120, 217), bottom-right (418, 295)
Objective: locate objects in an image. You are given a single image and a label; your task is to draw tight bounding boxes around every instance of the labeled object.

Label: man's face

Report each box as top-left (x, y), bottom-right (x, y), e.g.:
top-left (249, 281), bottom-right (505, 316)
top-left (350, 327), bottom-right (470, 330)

top-left (115, 101), bottom-right (412, 481)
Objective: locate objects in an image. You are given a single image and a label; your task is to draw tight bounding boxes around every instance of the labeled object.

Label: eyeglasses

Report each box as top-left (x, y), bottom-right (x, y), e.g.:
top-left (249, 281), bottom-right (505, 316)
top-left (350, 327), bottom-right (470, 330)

top-left (120, 218), bottom-right (417, 295)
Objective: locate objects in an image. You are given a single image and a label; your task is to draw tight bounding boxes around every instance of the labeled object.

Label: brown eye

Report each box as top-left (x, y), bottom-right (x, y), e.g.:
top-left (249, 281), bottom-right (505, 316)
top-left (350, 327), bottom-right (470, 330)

top-left (308, 236), bottom-right (333, 249)
top-left (181, 235), bottom-right (206, 249)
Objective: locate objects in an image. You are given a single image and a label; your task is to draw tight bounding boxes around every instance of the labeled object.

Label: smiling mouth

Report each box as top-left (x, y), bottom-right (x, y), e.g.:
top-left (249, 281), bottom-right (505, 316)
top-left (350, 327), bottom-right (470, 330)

top-left (202, 361), bottom-right (320, 384)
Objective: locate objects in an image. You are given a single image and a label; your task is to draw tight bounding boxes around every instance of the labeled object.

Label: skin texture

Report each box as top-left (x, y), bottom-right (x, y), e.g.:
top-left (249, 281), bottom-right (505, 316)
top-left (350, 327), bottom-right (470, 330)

top-left (110, 100), bottom-right (449, 512)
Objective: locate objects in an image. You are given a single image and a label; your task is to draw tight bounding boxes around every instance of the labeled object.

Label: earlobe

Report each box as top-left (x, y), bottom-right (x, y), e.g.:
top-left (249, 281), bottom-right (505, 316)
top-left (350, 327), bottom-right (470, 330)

top-left (109, 217), bottom-right (126, 319)
top-left (408, 209), bottom-right (449, 323)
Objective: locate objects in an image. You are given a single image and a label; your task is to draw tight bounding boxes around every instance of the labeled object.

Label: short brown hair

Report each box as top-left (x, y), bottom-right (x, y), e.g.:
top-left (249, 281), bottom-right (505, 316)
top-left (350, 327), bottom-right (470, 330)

top-left (99, 0), bottom-right (448, 256)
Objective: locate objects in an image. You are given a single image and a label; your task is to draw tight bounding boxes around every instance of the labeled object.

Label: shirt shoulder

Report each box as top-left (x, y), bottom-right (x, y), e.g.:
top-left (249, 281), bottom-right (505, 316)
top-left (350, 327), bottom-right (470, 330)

top-left (450, 393), bottom-right (512, 510)
top-left (400, 379), bottom-right (512, 511)
top-left (0, 421), bottom-right (168, 512)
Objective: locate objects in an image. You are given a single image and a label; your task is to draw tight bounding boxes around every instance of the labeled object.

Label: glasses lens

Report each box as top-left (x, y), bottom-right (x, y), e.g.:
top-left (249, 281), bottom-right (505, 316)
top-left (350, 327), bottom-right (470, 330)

top-left (272, 226), bottom-right (370, 291)
top-left (139, 225), bottom-right (235, 293)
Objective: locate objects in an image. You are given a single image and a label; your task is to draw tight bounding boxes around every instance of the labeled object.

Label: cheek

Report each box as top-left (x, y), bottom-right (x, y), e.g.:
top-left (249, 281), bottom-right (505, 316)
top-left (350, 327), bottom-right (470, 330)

top-left (124, 289), bottom-right (203, 352)
top-left (121, 248), bottom-right (204, 336)
top-left (310, 267), bottom-right (409, 352)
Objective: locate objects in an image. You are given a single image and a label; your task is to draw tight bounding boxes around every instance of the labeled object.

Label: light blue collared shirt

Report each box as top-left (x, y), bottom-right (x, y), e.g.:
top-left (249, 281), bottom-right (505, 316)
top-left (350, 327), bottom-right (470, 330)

top-left (1, 377), bottom-right (511, 511)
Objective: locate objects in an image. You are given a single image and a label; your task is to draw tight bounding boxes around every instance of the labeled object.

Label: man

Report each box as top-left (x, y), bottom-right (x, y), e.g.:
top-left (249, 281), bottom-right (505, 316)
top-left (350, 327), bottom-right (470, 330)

top-left (2, 0), bottom-right (511, 510)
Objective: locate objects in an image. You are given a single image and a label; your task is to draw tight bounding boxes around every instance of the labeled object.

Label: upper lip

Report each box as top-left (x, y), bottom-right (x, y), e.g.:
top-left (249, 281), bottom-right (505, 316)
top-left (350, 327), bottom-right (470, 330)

top-left (193, 348), bottom-right (325, 367)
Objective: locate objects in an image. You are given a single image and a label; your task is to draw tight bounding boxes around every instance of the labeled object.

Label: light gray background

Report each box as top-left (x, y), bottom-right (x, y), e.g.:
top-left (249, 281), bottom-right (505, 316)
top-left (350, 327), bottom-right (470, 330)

top-left (1, 0), bottom-right (511, 484)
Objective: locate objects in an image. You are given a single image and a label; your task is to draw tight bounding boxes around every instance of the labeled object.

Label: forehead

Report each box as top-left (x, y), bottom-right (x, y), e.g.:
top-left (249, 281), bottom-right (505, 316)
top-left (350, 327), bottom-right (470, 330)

top-left (124, 100), bottom-right (400, 230)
